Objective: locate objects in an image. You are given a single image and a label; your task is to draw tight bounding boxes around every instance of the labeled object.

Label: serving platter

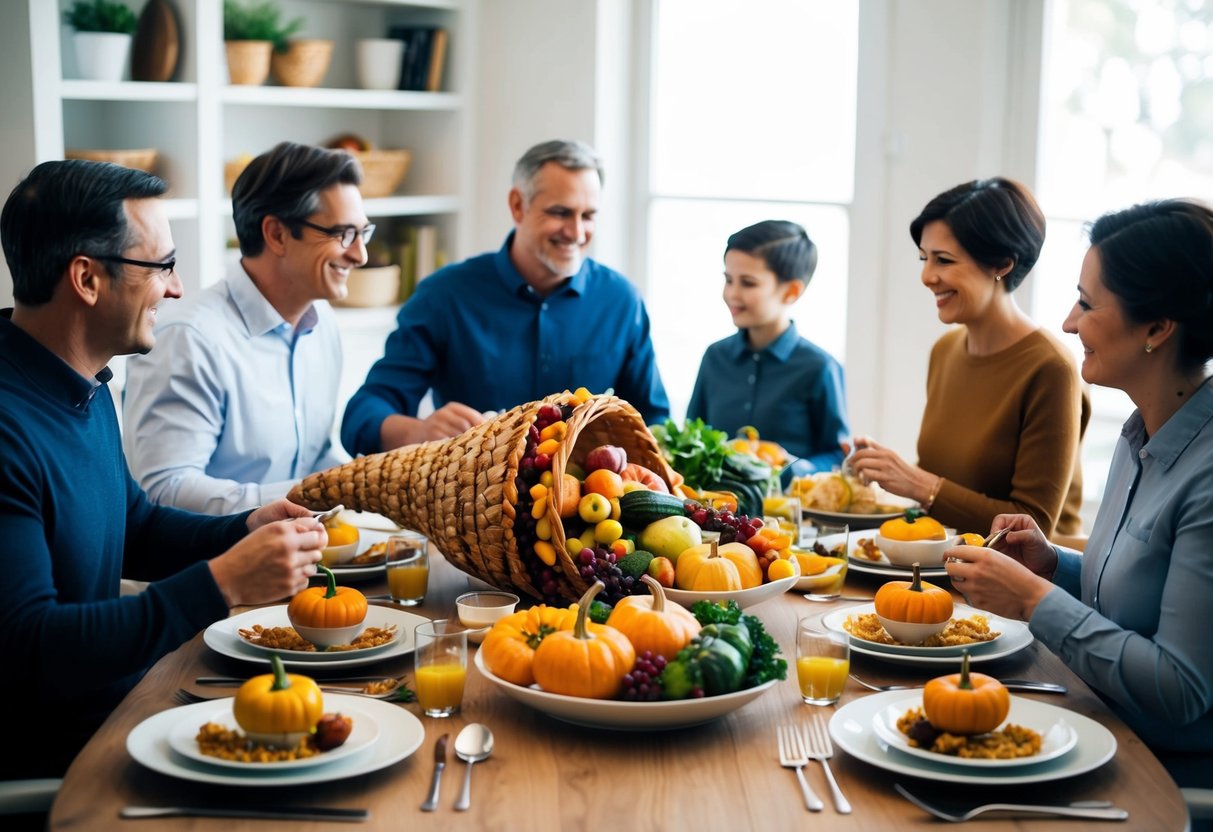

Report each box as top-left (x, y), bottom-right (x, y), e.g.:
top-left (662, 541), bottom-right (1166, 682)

top-left (869, 693), bottom-right (1078, 768)
top-left (829, 690), bottom-right (1114, 784)
top-left (474, 650), bottom-right (776, 730)
top-left (664, 574), bottom-right (798, 610)
top-left (128, 694), bottom-right (423, 786)
top-left (204, 604), bottom-right (429, 669)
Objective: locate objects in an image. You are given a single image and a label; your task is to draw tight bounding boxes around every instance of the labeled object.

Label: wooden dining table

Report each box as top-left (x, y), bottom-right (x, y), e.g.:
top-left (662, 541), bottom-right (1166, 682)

top-left (49, 546), bottom-right (1188, 831)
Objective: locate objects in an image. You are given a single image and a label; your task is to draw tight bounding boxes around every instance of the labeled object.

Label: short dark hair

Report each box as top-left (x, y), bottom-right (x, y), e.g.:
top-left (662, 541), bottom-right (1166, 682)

top-left (1088, 199), bottom-right (1213, 372)
top-left (1, 159), bottom-right (166, 305)
top-left (231, 142), bottom-right (363, 257)
top-left (725, 220), bottom-right (818, 285)
top-left (909, 177), bottom-right (1045, 292)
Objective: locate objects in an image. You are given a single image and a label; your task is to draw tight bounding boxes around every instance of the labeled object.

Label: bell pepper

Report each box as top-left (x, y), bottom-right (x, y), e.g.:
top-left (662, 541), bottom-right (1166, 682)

top-left (659, 634), bottom-right (747, 698)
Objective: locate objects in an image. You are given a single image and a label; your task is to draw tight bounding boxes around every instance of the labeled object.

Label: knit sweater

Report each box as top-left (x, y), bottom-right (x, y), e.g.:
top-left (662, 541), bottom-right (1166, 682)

top-left (0, 313), bottom-right (248, 777)
top-left (917, 327), bottom-right (1088, 536)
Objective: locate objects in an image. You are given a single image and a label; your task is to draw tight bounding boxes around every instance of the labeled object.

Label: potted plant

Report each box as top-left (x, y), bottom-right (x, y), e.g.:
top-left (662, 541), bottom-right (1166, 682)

top-left (64, 0), bottom-right (138, 82)
top-left (222, 0), bottom-right (303, 86)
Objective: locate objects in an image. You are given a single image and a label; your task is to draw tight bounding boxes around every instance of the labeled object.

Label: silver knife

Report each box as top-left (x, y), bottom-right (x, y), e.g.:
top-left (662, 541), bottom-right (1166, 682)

top-left (196, 675), bottom-right (388, 686)
top-left (121, 805), bottom-right (368, 822)
top-left (420, 733), bottom-right (449, 812)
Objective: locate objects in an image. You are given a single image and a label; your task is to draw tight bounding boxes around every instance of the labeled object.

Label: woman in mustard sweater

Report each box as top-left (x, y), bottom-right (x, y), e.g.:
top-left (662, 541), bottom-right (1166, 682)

top-left (850, 178), bottom-right (1089, 537)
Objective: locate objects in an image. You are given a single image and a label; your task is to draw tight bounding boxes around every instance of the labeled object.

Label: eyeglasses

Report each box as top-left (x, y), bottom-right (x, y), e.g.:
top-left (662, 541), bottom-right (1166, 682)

top-left (297, 219), bottom-right (376, 248)
top-left (94, 255), bottom-right (177, 278)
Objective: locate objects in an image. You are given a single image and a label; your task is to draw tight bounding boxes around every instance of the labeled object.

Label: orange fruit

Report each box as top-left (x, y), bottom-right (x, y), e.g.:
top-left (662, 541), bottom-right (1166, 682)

top-left (767, 557), bottom-right (798, 582)
top-left (583, 468), bottom-right (625, 499)
top-left (324, 521), bottom-right (358, 547)
top-left (960, 532), bottom-right (985, 547)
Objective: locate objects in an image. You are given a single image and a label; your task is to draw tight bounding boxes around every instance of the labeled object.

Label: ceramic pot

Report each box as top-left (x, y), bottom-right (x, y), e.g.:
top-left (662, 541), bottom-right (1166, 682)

top-left (355, 38), bottom-right (405, 90)
top-left (73, 32), bottom-right (132, 82)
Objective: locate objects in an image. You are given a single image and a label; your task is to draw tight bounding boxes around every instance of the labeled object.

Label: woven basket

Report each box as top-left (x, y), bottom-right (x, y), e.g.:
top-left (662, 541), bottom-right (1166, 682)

top-left (225, 40), bottom-right (272, 86)
top-left (288, 394), bottom-right (677, 601)
top-left (66, 148), bottom-right (158, 174)
top-left (270, 39), bottom-right (333, 88)
top-left (352, 149), bottom-right (411, 198)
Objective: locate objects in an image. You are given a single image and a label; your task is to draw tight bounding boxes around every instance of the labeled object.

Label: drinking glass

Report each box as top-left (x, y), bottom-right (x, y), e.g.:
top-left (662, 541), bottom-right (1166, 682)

top-left (385, 531), bottom-right (429, 606)
top-left (800, 513), bottom-right (850, 560)
top-left (414, 619), bottom-right (468, 718)
top-left (796, 620), bottom-right (849, 705)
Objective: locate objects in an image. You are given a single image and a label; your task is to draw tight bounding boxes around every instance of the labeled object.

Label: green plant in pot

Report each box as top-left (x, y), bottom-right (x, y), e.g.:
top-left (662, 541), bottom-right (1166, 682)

top-left (64, 0), bottom-right (138, 82)
top-left (222, 0), bottom-right (304, 86)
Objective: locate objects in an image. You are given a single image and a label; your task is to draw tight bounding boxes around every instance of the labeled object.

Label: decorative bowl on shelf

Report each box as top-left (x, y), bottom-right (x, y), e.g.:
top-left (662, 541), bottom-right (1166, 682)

top-left (352, 149), bottom-right (412, 198)
top-left (271, 39), bottom-right (334, 88)
top-left (333, 265), bottom-right (401, 308)
top-left (66, 148), bottom-right (158, 174)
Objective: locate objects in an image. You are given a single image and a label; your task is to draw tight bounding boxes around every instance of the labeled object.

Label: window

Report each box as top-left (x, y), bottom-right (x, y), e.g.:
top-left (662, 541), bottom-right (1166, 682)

top-left (644, 0), bottom-right (860, 422)
top-left (1033, 0), bottom-right (1213, 504)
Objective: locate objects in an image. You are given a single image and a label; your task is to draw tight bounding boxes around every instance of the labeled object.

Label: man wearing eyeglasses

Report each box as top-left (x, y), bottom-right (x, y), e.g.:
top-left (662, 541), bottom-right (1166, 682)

top-left (0, 159), bottom-right (327, 779)
top-left (341, 139), bottom-right (669, 455)
top-left (123, 142), bottom-right (367, 513)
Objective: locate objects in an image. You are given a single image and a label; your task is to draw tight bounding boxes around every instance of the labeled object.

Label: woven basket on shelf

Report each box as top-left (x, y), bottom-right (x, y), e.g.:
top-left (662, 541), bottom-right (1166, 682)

top-left (270, 39), bottom-right (333, 88)
top-left (225, 40), bottom-right (272, 86)
top-left (288, 394), bottom-right (677, 601)
top-left (66, 148), bottom-right (158, 174)
top-left (352, 149), bottom-right (411, 198)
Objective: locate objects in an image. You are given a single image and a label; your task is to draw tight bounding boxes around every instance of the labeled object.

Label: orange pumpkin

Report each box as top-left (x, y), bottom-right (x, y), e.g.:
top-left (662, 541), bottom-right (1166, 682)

top-left (480, 604), bottom-right (577, 687)
top-left (879, 508), bottom-right (947, 541)
top-left (676, 540), bottom-right (762, 590)
top-left (287, 565), bottom-right (367, 628)
top-left (606, 575), bottom-right (701, 658)
top-left (873, 563), bottom-right (953, 624)
top-left (922, 652), bottom-right (1010, 734)
top-left (532, 582), bottom-right (635, 699)
top-left (620, 463), bottom-right (670, 493)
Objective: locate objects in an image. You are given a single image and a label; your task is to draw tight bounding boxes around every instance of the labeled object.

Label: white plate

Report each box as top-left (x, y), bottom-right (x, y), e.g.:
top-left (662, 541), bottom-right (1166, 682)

top-left (204, 605), bottom-right (430, 670)
top-left (474, 650), bottom-right (777, 730)
top-left (663, 575), bottom-right (797, 610)
top-left (814, 608), bottom-right (1032, 667)
top-left (322, 528), bottom-right (391, 581)
top-left (128, 693), bottom-right (423, 786)
top-left (236, 617), bottom-right (403, 662)
top-left (870, 693), bottom-right (1078, 768)
top-left (793, 561), bottom-right (847, 593)
top-left (830, 690), bottom-right (1115, 784)
top-left (846, 553), bottom-right (949, 579)
top-left (167, 699), bottom-right (380, 770)
top-left (821, 602), bottom-right (1011, 656)
top-left (801, 489), bottom-right (917, 531)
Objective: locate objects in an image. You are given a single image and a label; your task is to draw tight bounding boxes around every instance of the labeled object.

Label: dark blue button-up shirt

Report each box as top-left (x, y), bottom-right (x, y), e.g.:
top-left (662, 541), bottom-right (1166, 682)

top-left (341, 234), bottom-right (669, 455)
top-left (686, 322), bottom-right (848, 477)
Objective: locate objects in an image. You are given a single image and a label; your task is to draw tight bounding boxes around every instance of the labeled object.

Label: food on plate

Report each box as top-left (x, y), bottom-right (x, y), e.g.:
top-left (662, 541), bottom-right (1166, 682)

top-left (879, 508), bottom-right (947, 541)
top-left (344, 541), bottom-right (387, 565)
top-left (894, 653), bottom-right (1037, 759)
top-left (237, 623), bottom-right (397, 652)
top-left (320, 516), bottom-right (360, 565)
top-left (311, 713), bottom-right (354, 750)
top-left (729, 425), bottom-right (789, 469)
top-left (873, 563), bottom-right (954, 637)
top-left (842, 612), bottom-right (1000, 647)
top-left (790, 471), bottom-right (904, 515)
top-left (852, 537), bottom-right (884, 561)
top-left (287, 565), bottom-right (368, 646)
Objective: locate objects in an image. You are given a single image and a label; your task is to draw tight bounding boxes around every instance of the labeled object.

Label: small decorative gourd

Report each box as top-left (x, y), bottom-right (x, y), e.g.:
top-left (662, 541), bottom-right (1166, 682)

top-left (606, 574), bottom-right (701, 658)
top-left (879, 508), bottom-right (947, 541)
top-left (287, 564), bottom-right (368, 629)
top-left (480, 604), bottom-right (578, 687)
top-left (922, 651), bottom-right (1010, 735)
top-left (532, 582), bottom-right (636, 699)
top-left (233, 654), bottom-right (324, 746)
top-left (873, 562), bottom-right (954, 624)
top-left (675, 540), bottom-right (762, 591)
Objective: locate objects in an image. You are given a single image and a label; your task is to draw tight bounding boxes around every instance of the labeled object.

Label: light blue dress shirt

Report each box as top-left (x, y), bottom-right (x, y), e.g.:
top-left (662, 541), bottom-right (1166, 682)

top-left (1032, 377), bottom-right (1213, 755)
top-left (123, 263), bottom-right (347, 514)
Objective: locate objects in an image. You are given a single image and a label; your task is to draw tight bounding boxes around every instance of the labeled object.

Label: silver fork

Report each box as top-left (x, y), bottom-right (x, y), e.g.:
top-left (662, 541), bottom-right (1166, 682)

top-left (803, 715), bottom-right (851, 814)
top-left (777, 724), bottom-right (823, 812)
top-left (894, 784), bottom-right (1129, 822)
top-left (848, 674), bottom-right (1068, 695)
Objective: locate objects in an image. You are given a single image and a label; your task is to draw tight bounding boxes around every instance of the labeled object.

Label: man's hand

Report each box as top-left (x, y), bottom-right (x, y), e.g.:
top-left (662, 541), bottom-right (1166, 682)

top-left (379, 402), bottom-right (487, 449)
top-left (247, 499), bottom-right (316, 531)
top-left (209, 517), bottom-right (326, 607)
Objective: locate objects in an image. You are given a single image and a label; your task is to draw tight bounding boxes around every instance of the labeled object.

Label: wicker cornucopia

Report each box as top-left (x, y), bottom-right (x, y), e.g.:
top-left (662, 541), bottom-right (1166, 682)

top-left (288, 393), bottom-right (677, 602)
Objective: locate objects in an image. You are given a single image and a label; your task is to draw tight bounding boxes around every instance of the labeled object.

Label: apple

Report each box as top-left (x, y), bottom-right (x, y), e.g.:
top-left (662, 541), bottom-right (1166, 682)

top-left (637, 515), bottom-right (702, 562)
top-left (584, 444), bottom-right (627, 474)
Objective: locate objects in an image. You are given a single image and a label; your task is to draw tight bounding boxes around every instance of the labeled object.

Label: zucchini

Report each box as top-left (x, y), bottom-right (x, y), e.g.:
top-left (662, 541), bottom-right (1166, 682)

top-left (619, 490), bottom-right (689, 526)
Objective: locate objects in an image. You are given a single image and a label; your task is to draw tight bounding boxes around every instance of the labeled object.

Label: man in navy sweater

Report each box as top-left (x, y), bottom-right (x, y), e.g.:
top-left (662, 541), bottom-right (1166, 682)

top-left (0, 160), bottom-right (327, 779)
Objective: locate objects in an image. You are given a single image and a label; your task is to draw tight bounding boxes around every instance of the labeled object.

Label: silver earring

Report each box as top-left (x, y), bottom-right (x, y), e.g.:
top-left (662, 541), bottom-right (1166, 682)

top-left (1145, 342), bottom-right (1154, 353)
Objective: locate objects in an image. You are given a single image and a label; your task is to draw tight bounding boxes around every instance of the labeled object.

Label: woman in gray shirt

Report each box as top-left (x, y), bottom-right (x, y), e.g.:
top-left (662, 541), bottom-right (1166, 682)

top-left (944, 198), bottom-right (1213, 789)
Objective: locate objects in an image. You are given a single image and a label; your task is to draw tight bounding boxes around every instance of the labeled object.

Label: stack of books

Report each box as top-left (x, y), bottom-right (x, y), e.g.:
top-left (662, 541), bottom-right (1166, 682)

top-left (388, 26), bottom-right (449, 92)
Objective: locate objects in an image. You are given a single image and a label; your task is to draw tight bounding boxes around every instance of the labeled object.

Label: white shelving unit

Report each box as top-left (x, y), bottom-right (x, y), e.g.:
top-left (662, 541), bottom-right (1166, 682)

top-left (23, 0), bottom-right (476, 435)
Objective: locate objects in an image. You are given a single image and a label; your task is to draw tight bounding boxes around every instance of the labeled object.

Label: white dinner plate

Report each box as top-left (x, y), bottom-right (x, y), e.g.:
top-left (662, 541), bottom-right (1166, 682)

top-left (167, 699), bottom-right (380, 770)
top-left (821, 602), bottom-right (1011, 656)
top-left (870, 693), bottom-right (1078, 768)
top-left (236, 617), bottom-right (403, 662)
top-left (663, 574), bottom-right (798, 610)
top-left (830, 690), bottom-right (1115, 784)
top-left (322, 527), bottom-right (392, 581)
top-left (204, 605), bottom-right (430, 670)
top-left (128, 693), bottom-right (423, 786)
top-left (801, 489), bottom-right (917, 531)
top-left (811, 608), bottom-right (1032, 667)
top-left (473, 650), bottom-right (777, 730)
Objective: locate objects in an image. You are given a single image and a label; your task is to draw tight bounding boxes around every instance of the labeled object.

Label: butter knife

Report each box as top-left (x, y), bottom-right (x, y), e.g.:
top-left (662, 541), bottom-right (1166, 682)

top-left (420, 733), bottom-right (449, 812)
top-left (121, 805), bottom-right (368, 822)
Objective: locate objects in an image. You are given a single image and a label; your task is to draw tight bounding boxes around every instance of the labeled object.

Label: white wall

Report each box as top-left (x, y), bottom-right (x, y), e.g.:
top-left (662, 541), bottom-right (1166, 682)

top-left (0, 0), bottom-right (34, 308)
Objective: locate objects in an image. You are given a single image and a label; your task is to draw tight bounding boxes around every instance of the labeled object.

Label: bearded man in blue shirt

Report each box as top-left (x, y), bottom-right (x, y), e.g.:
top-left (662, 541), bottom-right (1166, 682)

top-left (341, 139), bottom-right (670, 455)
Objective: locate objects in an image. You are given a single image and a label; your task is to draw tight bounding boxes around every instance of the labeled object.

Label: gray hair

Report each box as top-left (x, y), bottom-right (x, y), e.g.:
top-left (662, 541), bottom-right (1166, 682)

top-left (512, 139), bottom-right (604, 201)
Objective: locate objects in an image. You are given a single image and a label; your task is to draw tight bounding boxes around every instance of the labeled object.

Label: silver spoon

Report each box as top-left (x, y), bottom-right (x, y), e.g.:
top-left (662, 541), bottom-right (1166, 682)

top-left (802, 592), bottom-right (874, 603)
top-left (313, 504), bottom-right (345, 525)
top-left (453, 723), bottom-right (494, 811)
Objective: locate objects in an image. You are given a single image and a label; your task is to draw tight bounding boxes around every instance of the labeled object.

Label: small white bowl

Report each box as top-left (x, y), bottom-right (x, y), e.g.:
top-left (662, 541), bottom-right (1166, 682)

top-left (320, 541), bottom-right (359, 566)
top-left (244, 729), bottom-right (311, 748)
top-left (874, 532), bottom-right (958, 567)
top-left (456, 590), bottom-right (519, 644)
top-left (875, 613), bottom-right (949, 646)
top-left (291, 620), bottom-right (366, 648)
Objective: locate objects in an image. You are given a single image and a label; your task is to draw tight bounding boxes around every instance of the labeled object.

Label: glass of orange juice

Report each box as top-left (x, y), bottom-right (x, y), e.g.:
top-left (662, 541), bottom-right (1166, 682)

top-left (414, 619), bottom-right (468, 718)
top-left (385, 531), bottom-right (429, 606)
top-left (796, 620), bottom-right (849, 705)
